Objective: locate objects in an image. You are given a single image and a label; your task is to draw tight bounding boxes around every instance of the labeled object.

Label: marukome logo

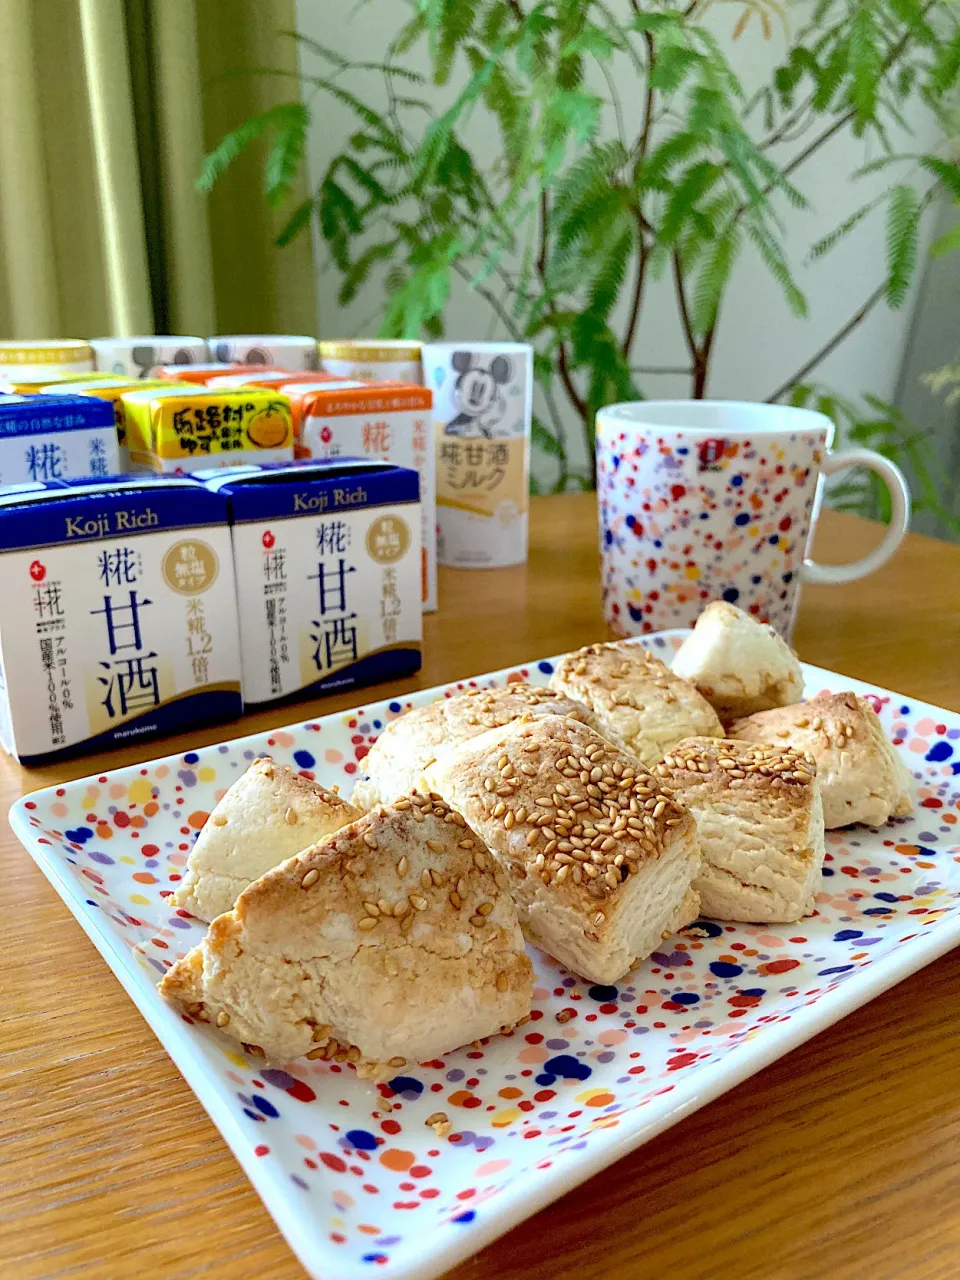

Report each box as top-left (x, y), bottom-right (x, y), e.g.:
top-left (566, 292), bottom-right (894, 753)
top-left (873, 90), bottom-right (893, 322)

top-left (697, 438), bottom-right (728, 471)
top-left (29, 560), bottom-right (46, 582)
top-left (262, 530), bottom-right (275, 549)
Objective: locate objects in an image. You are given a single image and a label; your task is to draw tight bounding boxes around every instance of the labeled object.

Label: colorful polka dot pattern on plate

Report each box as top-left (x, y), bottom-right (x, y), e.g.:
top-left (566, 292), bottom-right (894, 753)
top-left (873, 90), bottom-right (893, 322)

top-left (596, 414), bottom-right (827, 637)
top-left (11, 631), bottom-right (960, 1280)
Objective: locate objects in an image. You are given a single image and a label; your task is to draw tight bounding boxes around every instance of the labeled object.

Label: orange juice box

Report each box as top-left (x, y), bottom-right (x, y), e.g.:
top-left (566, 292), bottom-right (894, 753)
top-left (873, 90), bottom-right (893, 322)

top-left (120, 387), bottom-right (294, 473)
top-left (295, 382), bottom-right (436, 611)
top-left (1, 371), bottom-right (116, 395)
top-left (39, 377), bottom-right (182, 468)
top-left (150, 363), bottom-right (286, 385)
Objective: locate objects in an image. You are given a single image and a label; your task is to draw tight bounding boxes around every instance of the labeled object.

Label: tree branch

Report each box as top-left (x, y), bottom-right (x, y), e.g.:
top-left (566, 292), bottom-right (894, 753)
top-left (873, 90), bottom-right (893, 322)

top-left (623, 219), bottom-right (650, 357)
top-left (672, 249), bottom-right (698, 364)
top-left (632, 365), bottom-right (696, 375)
top-left (764, 283), bottom-right (887, 403)
top-left (452, 261), bottom-right (525, 343)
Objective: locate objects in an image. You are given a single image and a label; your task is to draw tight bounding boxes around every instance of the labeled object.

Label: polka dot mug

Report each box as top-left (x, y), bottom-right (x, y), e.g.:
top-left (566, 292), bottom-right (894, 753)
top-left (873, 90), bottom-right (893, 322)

top-left (596, 400), bottom-right (910, 639)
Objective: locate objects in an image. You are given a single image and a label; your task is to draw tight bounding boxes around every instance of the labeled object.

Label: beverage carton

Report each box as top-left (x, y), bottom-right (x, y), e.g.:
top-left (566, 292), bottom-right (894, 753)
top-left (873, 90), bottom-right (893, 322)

top-left (209, 335), bottom-right (319, 371)
top-left (90, 336), bottom-right (208, 378)
top-left (0, 476), bottom-right (242, 765)
top-left (201, 459), bottom-right (422, 710)
top-left (120, 386), bottom-right (294, 473)
top-left (39, 378), bottom-right (183, 469)
top-left (295, 382), bottom-right (437, 611)
top-left (0, 395), bottom-right (120, 485)
top-left (0, 340), bottom-right (94, 381)
top-left (150, 363), bottom-right (286, 385)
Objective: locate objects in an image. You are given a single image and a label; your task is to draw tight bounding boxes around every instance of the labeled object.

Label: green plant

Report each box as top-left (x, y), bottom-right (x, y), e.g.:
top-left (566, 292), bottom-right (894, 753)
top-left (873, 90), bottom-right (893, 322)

top-left (201, 0), bottom-right (960, 524)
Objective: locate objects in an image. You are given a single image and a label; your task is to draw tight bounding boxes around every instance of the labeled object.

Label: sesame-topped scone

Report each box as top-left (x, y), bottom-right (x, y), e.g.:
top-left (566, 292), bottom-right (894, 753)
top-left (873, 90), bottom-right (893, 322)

top-left (173, 757), bottom-right (362, 922)
top-left (159, 795), bottom-right (533, 1074)
top-left (730, 692), bottom-right (913, 829)
top-left (424, 715), bottom-right (700, 985)
top-left (656, 737), bottom-right (825, 923)
top-left (671, 600), bottom-right (804, 720)
top-left (351, 683), bottom-right (599, 811)
top-left (549, 641), bottom-right (723, 767)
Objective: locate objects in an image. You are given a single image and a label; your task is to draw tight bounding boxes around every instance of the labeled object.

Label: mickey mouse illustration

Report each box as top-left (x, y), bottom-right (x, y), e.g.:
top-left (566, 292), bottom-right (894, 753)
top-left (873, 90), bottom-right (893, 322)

top-left (444, 351), bottom-right (513, 438)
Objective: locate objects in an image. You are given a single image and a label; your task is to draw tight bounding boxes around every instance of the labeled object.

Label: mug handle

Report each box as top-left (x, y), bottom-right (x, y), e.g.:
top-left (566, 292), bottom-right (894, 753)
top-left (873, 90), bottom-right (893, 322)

top-left (802, 447), bottom-right (911, 585)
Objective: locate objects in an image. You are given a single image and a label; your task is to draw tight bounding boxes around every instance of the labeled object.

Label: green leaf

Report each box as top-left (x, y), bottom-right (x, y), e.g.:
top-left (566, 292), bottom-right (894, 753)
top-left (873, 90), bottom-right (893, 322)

top-left (808, 197), bottom-right (882, 260)
top-left (692, 222), bottom-right (742, 334)
top-left (198, 103), bottom-right (304, 193)
top-left (920, 157), bottom-right (960, 201)
top-left (263, 103), bottom-right (309, 209)
top-left (931, 215), bottom-right (960, 259)
top-left (885, 183), bottom-right (920, 307)
top-left (532, 416), bottom-right (564, 458)
top-left (745, 221), bottom-right (807, 317)
top-left (849, 6), bottom-right (882, 130)
top-left (650, 45), bottom-right (703, 95)
top-left (659, 162), bottom-right (723, 245)
top-left (587, 225), bottom-right (634, 319)
top-left (274, 197), bottom-right (313, 247)
top-left (338, 240), bottom-right (398, 306)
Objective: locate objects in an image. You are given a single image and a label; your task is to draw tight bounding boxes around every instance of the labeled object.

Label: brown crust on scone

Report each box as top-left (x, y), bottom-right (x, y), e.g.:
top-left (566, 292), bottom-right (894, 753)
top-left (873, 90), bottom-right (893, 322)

top-left (654, 736), bottom-right (817, 799)
top-left (160, 794), bottom-right (532, 1071)
top-left (729, 692), bottom-right (913, 828)
top-left (550, 641), bottom-right (723, 763)
top-left (427, 714), bottom-right (695, 905)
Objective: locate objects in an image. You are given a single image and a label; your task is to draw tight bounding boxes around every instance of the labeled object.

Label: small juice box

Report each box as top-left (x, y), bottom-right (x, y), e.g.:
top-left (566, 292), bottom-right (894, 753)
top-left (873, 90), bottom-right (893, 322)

top-left (120, 386), bottom-right (294, 473)
top-left (209, 335), bottom-right (319, 371)
top-left (0, 395), bottom-right (120, 485)
top-left (90, 336), bottom-right (208, 378)
top-left (295, 383), bottom-right (437, 612)
top-left (39, 378), bottom-right (182, 469)
top-left (0, 476), bottom-right (242, 765)
top-left (201, 459), bottom-right (422, 710)
top-left (150, 363), bottom-right (286, 385)
top-left (0, 340), bottom-right (95, 381)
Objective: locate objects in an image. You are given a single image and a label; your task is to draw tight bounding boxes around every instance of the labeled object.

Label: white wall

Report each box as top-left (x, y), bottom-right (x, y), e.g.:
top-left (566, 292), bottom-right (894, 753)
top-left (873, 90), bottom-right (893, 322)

top-left (295, 2), bottom-right (942, 484)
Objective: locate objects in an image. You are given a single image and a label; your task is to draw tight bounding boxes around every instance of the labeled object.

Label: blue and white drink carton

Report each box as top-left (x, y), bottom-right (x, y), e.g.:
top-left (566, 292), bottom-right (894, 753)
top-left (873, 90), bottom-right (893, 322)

top-left (201, 459), bottom-right (422, 710)
top-left (0, 394), bottom-right (120, 486)
top-left (0, 477), bottom-right (242, 765)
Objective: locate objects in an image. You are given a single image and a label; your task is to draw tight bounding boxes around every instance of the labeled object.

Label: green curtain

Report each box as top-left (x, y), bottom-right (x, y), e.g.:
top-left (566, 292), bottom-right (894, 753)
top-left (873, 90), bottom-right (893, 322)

top-left (0, 0), bottom-right (316, 341)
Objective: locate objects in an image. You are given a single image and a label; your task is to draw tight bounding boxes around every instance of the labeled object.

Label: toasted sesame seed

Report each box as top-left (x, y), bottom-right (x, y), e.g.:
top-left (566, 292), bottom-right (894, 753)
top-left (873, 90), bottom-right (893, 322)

top-left (473, 850), bottom-right (488, 870)
top-left (215, 1010), bottom-right (230, 1027)
top-left (456, 876), bottom-right (467, 896)
top-left (301, 868), bottom-right (320, 889)
top-left (459, 838), bottom-right (475, 849)
top-left (397, 855), bottom-right (409, 878)
top-left (363, 832), bottom-right (378, 849)
top-left (556, 1008), bottom-right (574, 1024)
top-left (284, 807), bottom-right (299, 826)
top-left (469, 914), bottom-right (487, 926)
top-left (504, 811), bottom-right (516, 830)
top-left (358, 917), bottom-right (378, 931)
top-left (306, 1046), bottom-right (327, 1060)
top-left (477, 901), bottom-right (494, 916)
top-left (430, 869), bottom-right (444, 886)
top-left (426, 839), bottom-right (444, 852)
top-left (420, 869), bottom-right (432, 890)
top-left (394, 798), bottom-right (412, 810)
top-left (410, 895), bottom-right (428, 911)
top-left (212, 814), bottom-right (228, 827)
top-left (450, 891), bottom-right (462, 909)
top-left (363, 901), bottom-right (379, 917)
top-left (347, 1047), bottom-right (361, 1063)
top-left (400, 911), bottom-right (414, 933)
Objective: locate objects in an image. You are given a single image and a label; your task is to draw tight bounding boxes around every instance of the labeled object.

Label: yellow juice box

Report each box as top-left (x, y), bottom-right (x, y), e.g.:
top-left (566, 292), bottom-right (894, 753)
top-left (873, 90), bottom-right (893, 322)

top-left (0, 340), bottom-right (94, 381)
top-left (40, 378), bottom-right (181, 468)
top-left (120, 387), bottom-right (294, 473)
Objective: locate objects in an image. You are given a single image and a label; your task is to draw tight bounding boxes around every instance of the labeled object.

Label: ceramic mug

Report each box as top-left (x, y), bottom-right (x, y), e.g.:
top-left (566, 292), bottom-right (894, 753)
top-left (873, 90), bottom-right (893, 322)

top-left (596, 400), bottom-right (910, 638)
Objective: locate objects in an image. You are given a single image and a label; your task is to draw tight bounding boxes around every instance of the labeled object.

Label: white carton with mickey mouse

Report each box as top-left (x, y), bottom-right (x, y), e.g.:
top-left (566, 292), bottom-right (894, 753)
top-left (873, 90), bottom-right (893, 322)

top-left (421, 341), bottom-right (532, 568)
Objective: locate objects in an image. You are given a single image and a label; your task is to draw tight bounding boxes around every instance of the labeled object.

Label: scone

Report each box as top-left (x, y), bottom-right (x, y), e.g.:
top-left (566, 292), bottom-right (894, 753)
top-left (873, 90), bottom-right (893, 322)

top-left (730, 692), bottom-right (913, 828)
top-left (671, 600), bottom-right (804, 719)
top-left (656, 737), bottom-right (825, 923)
top-left (160, 795), bottom-right (533, 1073)
top-left (351, 683), bottom-right (598, 810)
top-left (549, 641), bottom-right (723, 767)
top-left (173, 757), bottom-right (361, 922)
top-left (424, 714), bottom-right (701, 985)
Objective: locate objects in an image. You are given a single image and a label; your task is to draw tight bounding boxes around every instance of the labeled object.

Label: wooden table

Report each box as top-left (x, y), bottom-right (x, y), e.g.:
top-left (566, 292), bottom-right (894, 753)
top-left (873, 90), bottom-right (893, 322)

top-left (4, 494), bottom-right (959, 1280)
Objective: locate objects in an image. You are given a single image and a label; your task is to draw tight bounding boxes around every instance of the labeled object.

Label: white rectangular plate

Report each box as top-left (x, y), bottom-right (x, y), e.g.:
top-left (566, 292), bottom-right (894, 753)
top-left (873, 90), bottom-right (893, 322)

top-left (10, 631), bottom-right (960, 1280)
